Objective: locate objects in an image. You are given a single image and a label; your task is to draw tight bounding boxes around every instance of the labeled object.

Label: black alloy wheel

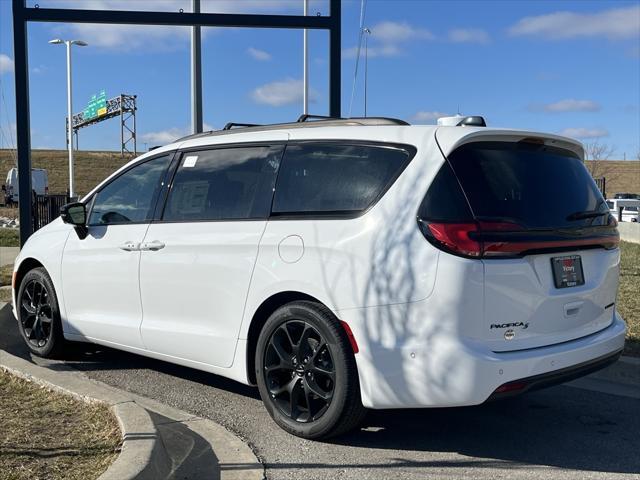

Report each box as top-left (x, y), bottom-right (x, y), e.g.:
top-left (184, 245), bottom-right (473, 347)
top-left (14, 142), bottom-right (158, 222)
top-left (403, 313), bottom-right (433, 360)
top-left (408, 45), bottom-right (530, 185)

top-left (264, 320), bottom-right (336, 423)
top-left (17, 267), bottom-right (65, 358)
top-left (256, 301), bottom-right (366, 439)
top-left (19, 279), bottom-right (53, 348)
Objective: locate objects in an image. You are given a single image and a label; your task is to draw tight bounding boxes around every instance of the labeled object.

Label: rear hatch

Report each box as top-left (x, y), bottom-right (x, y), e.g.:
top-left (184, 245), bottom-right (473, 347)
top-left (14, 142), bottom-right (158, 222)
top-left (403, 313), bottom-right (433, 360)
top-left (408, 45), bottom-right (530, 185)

top-left (431, 130), bottom-right (620, 351)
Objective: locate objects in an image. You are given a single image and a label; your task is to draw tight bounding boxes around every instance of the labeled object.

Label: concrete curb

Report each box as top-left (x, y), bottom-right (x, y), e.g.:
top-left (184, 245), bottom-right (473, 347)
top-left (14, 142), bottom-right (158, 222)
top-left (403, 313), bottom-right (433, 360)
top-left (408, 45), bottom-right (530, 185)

top-left (0, 348), bottom-right (264, 480)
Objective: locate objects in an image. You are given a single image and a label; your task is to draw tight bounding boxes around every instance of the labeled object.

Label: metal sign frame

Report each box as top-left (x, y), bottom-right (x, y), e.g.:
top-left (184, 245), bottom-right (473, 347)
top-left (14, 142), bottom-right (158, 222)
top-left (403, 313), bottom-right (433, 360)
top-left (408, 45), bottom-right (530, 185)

top-left (12, 0), bottom-right (342, 245)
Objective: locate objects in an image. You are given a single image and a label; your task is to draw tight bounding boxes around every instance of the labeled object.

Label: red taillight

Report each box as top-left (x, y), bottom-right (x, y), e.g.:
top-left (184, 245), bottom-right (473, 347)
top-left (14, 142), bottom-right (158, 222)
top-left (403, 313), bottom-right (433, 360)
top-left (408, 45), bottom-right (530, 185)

top-left (426, 222), bottom-right (481, 257)
top-left (419, 219), bottom-right (618, 258)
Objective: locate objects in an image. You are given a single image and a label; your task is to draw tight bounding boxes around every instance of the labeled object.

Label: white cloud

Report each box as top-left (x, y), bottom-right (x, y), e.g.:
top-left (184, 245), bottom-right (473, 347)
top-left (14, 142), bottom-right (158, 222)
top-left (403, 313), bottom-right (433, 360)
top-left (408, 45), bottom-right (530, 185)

top-left (536, 99), bottom-right (601, 113)
top-left (342, 44), bottom-right (401, 59)
top-left (0, 54), bottom-right (14, 75)
top-left (509, 5), bottom-right (640, 40)
top-left (344, 21), bottom-right (433, 59)
top-left (32, 65), bottom-right (48, 75)
top-left (411, 111), bottom-right (451, 124)
top-left (558, 127), bottom-right (609, 139)
top-left (447, 28), bottom-right (490, 44)
top-left (371, 21), bottom-right (434, 43)
top-left (141, 123), bottom-right (214, 144)
top-left (247, 47), bottom-right (271, 61)
top-left (251, 78), bottom-right (318, 107)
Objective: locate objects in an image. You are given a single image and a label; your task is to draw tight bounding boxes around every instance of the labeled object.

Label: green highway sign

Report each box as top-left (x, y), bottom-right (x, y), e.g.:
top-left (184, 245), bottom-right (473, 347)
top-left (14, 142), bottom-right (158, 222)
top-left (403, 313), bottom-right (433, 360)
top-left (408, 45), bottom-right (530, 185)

top-left (83, 89), bottom-right (107, 120)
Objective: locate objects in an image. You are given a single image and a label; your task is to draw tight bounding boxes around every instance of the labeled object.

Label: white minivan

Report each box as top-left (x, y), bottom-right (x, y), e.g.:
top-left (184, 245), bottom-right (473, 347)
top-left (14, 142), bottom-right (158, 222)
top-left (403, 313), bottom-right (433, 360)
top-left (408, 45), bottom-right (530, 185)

top-left (4, 167), bottom-right (49, 204)
top-left (12, 116), bottom-right (626, 439)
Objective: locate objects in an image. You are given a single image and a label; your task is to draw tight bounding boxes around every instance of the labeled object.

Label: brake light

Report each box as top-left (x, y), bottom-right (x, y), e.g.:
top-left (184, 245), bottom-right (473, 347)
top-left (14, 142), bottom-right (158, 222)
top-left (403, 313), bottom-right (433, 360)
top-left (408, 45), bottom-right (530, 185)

top-left (423, 222), bottom-right (481, 257)
top-left (418, 219), bottom-right (618, 258)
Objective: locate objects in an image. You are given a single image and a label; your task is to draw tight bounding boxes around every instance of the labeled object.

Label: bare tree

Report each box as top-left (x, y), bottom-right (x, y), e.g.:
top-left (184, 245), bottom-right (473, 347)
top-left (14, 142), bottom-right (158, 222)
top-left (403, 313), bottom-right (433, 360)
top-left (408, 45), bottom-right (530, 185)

top-left (583, 141), bottom-right (621, 186)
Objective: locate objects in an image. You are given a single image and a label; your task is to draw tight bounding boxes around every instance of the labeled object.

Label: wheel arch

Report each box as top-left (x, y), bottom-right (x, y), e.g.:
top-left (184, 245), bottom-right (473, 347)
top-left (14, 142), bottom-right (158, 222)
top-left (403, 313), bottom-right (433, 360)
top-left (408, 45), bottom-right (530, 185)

top-left (245, 290), bottom-right (323, 385)
top-left (14, 257), bottom-right (45, 293)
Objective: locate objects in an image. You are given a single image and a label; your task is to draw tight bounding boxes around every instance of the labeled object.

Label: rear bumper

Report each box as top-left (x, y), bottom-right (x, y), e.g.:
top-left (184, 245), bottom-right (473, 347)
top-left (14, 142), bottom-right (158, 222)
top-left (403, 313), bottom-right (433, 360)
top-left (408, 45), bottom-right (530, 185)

top-left (345, 309), bottom-right (626, 409)
top-left (486, 348), bottom-right (623, 401)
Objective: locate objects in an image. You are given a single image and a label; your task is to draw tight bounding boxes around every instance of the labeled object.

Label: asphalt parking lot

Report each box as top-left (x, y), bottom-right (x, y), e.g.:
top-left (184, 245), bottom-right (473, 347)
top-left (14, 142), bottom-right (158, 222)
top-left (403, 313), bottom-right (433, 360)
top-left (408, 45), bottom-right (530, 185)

top-left (1, 308), bottom-right (639, 480)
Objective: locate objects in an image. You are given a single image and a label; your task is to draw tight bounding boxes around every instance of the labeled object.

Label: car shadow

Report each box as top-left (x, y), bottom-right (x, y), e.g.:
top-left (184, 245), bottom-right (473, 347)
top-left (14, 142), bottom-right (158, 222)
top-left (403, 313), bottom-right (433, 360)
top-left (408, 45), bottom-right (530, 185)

top-left (2, 304), bottom-right (638, 475)
top-left (326, 389), bottom-right (640, 475)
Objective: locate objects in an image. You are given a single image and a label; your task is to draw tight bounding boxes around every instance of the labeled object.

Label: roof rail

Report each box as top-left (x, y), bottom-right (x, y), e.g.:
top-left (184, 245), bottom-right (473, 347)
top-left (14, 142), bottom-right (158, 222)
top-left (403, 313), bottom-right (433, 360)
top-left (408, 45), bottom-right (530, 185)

top-left (174, 116), bottom-right (410, 143)
top-left (297, 114), bottom-right (340, 122)
top-left (223, 122), bottom-right (262, 130)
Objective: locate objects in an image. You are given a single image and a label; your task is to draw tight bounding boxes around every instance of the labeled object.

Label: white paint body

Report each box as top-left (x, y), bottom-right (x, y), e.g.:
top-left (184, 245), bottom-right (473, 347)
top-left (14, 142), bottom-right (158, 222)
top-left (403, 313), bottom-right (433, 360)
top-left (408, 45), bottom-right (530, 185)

top-left (607, 198), bottom-right (640, 222)
top-left (13, 125), bottom-right (626, 409)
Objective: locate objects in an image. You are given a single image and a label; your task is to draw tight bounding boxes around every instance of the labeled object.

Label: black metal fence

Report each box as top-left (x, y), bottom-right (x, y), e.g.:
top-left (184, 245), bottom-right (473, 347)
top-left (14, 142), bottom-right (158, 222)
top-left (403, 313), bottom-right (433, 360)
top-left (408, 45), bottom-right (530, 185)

top-left (594, 177), bottom-right (606, 198)
top-left (32, 193), bottom-right (69, 232)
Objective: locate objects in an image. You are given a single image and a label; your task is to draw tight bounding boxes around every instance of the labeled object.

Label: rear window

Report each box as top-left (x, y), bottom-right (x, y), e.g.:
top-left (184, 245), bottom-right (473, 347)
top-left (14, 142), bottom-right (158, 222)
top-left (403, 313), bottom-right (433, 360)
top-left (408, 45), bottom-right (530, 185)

top-left (447, 142), bottom-right (608, 229)
top-left (272, 143), bottom-right (413, 215)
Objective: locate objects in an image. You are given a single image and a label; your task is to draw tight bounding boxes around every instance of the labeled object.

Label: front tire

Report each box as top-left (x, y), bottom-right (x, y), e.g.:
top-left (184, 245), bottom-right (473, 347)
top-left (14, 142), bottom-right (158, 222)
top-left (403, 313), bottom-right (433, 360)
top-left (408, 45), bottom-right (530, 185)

top-left (17, 267), bottom-right (65, 358)
top-left (255, 301), bottom-right (366, 439)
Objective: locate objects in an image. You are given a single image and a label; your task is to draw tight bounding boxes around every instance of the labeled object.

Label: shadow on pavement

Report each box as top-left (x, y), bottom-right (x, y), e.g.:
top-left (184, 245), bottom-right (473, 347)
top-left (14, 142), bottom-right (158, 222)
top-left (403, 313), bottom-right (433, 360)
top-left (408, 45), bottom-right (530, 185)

top-left (2, 303), bottom-right (639, 476)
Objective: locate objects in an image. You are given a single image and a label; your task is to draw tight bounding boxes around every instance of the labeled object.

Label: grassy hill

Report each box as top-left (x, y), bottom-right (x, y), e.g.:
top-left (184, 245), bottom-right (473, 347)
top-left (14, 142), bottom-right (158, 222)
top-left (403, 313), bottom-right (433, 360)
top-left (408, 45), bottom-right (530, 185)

top-left (0, 149), bottom-right (638, 198)
top-left (0, 149), bottom-right (131, 197)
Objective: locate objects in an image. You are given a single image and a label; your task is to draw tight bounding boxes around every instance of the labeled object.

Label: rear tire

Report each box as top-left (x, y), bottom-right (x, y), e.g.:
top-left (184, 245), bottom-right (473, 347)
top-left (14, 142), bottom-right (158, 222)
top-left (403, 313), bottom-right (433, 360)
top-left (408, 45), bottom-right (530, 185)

top-left (16, 267), bottom-right (66, 358)
top-left (255, 301), bottom-right (366, 440)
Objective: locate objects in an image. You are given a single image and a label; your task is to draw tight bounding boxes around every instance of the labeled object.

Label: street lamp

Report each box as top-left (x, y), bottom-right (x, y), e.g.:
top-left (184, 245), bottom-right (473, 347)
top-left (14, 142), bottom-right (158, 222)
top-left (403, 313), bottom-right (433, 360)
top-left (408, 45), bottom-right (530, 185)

top-left (49, 38), bottom-right (87, 199)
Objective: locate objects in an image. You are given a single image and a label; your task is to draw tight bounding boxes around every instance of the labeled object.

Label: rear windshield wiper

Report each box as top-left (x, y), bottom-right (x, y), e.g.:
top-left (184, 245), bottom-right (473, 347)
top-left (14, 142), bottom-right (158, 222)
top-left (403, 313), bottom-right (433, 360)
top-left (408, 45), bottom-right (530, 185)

top-left (566, 210), bottom-right (609, 221)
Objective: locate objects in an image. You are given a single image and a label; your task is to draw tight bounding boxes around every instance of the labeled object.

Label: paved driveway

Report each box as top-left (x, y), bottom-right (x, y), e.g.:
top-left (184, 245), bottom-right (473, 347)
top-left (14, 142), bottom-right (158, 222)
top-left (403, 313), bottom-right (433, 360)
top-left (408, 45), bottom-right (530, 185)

top-left (1, 305), bottom-right (638, 480)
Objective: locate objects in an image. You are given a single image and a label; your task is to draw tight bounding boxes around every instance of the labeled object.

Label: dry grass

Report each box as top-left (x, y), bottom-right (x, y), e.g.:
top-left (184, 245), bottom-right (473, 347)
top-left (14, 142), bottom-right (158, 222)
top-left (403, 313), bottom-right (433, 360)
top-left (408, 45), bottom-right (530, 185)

top-left (619, 241), bottom-right (640, 356)
top-left (0, 264), bottom-right (11, 286)
top-left (0, 150), bottom-right (636, 199)
top-left (0, 230), bottom-right (19, 247)
top-left (0, 370), bottom-right (121, 480)
top-left (584, 160), bottom-right (640, 196)
top-left (0, 149), bottom-right (130, 197)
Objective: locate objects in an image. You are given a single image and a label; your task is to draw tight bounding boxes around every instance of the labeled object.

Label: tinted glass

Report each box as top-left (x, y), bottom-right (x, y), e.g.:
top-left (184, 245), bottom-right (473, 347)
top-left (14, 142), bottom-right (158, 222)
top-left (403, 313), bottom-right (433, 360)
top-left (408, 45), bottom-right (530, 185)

top-left (418, 162), bottom-right (473, 222)
top-left (273, 144), bottom-right (412, 214)
top-left (163, 146), bottom-right (282, 221)
top-left (89, 155), bottom-right (171, 225)
top-left (448, 142), bottom-right (607, 229)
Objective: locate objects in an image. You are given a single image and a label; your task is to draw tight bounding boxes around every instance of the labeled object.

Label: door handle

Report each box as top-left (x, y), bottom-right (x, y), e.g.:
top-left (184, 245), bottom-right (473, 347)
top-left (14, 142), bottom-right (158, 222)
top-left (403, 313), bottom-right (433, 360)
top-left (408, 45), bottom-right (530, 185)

top-left (119, 241), bottom-right (140, 251)
top-left (140, 240), bottom-right (165, 251)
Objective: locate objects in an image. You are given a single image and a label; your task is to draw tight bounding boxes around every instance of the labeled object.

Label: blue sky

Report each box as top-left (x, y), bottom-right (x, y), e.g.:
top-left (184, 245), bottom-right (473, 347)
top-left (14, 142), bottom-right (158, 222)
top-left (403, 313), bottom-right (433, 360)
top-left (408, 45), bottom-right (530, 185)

top-left (0, 0), bottom-right (639, 158)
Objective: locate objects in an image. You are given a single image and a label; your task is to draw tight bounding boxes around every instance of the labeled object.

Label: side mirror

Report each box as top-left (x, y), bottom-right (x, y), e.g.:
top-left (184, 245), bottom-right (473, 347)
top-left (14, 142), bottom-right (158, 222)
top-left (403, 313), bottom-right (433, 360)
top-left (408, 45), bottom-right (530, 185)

top-left (61, 202), bottom-right (86, 226)
top-left (61, 202), bottom-right (88, 239)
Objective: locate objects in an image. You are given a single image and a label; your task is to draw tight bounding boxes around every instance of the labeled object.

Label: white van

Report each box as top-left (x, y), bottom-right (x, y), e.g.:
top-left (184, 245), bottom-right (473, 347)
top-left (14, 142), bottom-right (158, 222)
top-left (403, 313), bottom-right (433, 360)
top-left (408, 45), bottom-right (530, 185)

top-left (4, 167), bottom-right (49, 203)
top-left (607, 198), bottom-right (640, 222)
top-left (12, 116), bottom-right (625, 439)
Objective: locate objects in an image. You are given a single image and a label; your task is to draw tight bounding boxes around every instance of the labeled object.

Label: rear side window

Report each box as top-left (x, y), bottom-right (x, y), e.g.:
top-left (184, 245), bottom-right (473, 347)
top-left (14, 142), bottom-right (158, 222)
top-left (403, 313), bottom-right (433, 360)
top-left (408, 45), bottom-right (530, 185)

top-left (272, 143), bottom-right (413, 215)
top-left (447, 142), bottom-right (607, 229)
top-left (163, 146), bottom-right (282, 221)
top-left (418, 162), bottom-right (473, 222)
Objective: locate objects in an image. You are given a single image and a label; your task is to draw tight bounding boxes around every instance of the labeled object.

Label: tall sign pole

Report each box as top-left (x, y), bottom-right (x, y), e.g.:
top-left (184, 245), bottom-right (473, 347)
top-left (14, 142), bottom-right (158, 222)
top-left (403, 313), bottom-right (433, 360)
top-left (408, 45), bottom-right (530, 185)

top-left (66, 40), bottom-right (75, 197)
top-left (303, 0), bottom-right (309, 115)
top-left (12, 0), bottom-right (33, 244)
top-left (191, 0), bottom-right (203, 134)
